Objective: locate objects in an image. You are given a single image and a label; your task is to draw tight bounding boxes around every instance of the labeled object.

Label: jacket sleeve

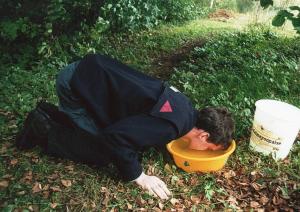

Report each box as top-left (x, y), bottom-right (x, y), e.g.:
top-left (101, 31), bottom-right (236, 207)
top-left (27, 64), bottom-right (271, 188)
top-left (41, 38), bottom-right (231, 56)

top-left (99, 132), bottom-right (143, 181)
top-left (101, 114), bottom-right (178, 181)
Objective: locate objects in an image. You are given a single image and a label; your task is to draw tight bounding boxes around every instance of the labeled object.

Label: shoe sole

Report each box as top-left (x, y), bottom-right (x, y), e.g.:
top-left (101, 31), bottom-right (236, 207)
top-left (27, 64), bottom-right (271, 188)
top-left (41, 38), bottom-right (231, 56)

top-left (15, 111), bottom-right (37, 150)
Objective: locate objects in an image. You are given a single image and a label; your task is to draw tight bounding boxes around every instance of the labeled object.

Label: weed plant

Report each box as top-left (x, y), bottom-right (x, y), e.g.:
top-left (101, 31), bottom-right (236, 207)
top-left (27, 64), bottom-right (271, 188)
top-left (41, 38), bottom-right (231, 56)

top-left (170, 29), bottom-right (300, 138)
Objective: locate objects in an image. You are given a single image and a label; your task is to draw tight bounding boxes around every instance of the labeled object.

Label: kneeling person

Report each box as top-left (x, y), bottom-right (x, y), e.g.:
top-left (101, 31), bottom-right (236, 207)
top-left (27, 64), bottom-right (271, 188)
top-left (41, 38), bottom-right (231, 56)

top-left (16, 54), bottom-right (235, 200)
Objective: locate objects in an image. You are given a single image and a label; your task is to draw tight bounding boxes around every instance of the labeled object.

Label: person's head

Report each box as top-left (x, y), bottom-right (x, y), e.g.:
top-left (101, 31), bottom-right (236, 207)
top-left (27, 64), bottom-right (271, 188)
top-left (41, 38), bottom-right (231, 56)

top-left (180, 107), bottom-right (235, 151)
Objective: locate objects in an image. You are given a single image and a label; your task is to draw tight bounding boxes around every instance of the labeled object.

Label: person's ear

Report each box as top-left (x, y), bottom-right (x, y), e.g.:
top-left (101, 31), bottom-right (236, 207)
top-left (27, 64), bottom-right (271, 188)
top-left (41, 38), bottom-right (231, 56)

top-left (197, 130), bottom-right (210, 141)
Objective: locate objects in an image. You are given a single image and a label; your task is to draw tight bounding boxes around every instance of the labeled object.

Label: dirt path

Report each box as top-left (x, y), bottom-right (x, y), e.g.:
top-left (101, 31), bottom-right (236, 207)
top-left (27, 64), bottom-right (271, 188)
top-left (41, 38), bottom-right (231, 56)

top-left (150, 38), bottom-right (207, 80)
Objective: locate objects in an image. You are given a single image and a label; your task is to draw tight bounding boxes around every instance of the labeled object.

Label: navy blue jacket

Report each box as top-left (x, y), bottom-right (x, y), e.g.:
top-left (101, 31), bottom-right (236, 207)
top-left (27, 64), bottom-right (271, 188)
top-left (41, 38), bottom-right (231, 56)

top-left (70, 54), bottom-right (197, 181)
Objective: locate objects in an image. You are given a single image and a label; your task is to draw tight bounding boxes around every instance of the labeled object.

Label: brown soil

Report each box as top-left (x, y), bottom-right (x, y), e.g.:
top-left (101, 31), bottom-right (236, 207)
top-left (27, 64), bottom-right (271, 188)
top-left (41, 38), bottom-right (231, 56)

top-left (151, 38), bottom-right (207, 80)
top-left (208, 9), bottom-right (235, 21)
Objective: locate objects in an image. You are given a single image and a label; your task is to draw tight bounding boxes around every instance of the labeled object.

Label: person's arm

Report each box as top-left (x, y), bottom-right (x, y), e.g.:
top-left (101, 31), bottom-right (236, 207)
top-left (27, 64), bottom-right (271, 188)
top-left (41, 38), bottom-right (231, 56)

top-left (99, 131), bottom-right (143, 181)
top-left (100, 133), bottom-right (170, 199)
top-left (102, 114), bottom-right (177, 199)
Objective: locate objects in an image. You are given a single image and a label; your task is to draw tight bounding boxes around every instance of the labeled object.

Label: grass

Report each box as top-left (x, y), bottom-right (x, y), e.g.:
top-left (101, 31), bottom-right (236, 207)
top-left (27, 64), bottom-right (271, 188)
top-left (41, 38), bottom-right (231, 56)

top-left (1, 15), bottom-right (300, 211)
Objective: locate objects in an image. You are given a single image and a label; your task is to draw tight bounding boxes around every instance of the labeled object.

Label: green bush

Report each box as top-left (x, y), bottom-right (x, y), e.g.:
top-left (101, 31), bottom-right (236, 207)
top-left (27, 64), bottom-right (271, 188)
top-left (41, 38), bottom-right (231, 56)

top-left (236, 0), bottom-right (254, 13)
top-left (215, 0), bottom-right (237, 11)
top-left (0, 0), bottom-right (204, 43)
top-left (169, 30), bottom-right (300, 138)
top-left (0, 0), bottom-right (206, 68)
top-left (101, 0), bottom-right (162, 32)
top-left (100, 0), bottom-right (204, 32)
top-left (0, 0), bottom-right (104, 39)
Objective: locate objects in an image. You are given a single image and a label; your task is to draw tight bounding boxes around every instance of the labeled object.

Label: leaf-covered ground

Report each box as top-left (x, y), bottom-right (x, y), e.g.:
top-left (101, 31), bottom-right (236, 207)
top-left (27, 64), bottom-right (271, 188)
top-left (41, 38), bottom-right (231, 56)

top-left (1, 17), bottom-right (300, 211)
top-left (1, 135), bottom-right (299, 211)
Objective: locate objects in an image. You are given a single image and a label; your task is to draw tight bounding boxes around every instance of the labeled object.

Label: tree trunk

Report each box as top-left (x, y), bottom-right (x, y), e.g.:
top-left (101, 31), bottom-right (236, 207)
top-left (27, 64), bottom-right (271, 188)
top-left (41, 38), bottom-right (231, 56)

top-left (210, 0), bottom-right (215, 8)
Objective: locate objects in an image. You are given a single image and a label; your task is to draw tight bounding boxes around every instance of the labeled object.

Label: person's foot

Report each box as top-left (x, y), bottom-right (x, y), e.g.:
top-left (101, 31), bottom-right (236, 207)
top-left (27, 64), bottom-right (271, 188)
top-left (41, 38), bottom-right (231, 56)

top-left (15, 107), bottom-right (53, 150)
top-left (36, 101), bottom-right (75, 128)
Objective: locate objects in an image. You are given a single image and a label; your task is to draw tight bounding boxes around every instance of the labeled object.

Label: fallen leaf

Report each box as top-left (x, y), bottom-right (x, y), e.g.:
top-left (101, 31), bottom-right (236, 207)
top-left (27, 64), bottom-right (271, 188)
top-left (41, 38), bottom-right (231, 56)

top-left (240, 201), bottom-right (248, 208)
top-left (224, 170), bottom-right (236, 179)
top-left (146, 165), bottom-right (156, 175)
top-left (238, 182), bottom-right (248, 186)
top-left (171, 175), bottom-right (179, 186)
top-left (1, 174), bottom-right (12, 179)
top-left (164, 163), bottom-right (172, 174)
top-left (65, 165), bottom-right (74, 171)
top-left (190, 195), bottom-right (200, 204)
top-left (259, 195), bottom-right (269, 205)
top-left (0, 146), bottom-right (7, 154)
top-left (170, 198), bottom-right (179, 206)
top-left (24, 171), bottom-right (33, 179)
top-left (137, 197), bottom-right (146, 206)
top-left (61, 179), bottom-right (72, 187)
top-left (227, 179), bottom-right (236, 187)
top-left (251, 182), bottom-right (262, 191)
top-left (148, 199), bottom-right (154, 204)
top-left (250, 171), bottom-right (257, 176)
top-left (190, 177), bottom-right (198, 186)
top-left (272, 195), bottom-right (285, 205)
top-left (102, 195), bottom-right (110, 207)
top-left (228, 195), bottom-right (238, 206)
top-left (8, 124), bottom-right (17, 129)
top-left (250, 201), bottom-right (260, 208)
top-left (17, 191), bottom-right (26, 195)
top-left (90, 201), bottom-right (96, 208)
top-left (32, 182), bottom-right (42, 193)
top-left (29, 205), bottom-right (39, 212)
top-left (31, 157), bottom-right (39, 163)
top-left (0, 180), bottom-right (9, 188)
top-left (43, 184), bottom-right (49, 191)
top-left (69, 199), bottom-right (78, 205)
top-left (127, 203), bottom-right (133, 210)
top-left (101, 186), bottom-right (109, 193)
top-left (21, 171), bottom-right (33, 183)
top-left (50, 203), bottom-right (58, 209)
top-left (47, 173), bottom-right (59, 180)
top-left (24, 152), bottom-right (35, 157)
top-left (153, 207), bottom-right (162, 212)
top-left (177, 179), bottom-right (185, 187)
top-left (184, 199), bottom-right (192, 208)
top-left (10, 159), bottom-right (18, 165)
top-left (117, 188), bottom-right (124, 193)
top-left (50, 186), bottom-right (62, 192)
top-left (42, 191), bottom-right (50, 199)
top-left (183, 188), bottom-right (189, 192)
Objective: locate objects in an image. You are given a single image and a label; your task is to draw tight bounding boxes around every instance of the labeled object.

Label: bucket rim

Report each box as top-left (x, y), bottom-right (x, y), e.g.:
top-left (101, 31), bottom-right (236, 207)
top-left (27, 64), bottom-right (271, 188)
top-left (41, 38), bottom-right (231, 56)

top-left (255, 99), bottom-right (300, 124)
top-left (166, 140), bottom-right (236, 161)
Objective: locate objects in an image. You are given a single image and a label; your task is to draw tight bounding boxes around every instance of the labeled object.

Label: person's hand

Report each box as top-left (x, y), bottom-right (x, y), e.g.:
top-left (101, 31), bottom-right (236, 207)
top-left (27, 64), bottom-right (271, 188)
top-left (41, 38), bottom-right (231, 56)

top-left (133, 172), bottom-right (171, 200)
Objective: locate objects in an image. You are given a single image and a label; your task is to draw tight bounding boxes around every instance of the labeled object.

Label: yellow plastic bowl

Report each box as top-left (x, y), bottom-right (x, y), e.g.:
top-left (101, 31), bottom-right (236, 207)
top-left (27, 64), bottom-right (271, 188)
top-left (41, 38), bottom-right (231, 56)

top-left (166, 139), bottom-right (236, 172)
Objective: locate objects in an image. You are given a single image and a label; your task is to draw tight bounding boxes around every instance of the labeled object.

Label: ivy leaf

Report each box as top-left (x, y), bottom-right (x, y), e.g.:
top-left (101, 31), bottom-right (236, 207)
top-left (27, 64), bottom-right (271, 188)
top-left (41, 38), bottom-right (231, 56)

top-left (289, 6), bottom-right (300, 12)
top-left (272, 10), bottom-right (293, 27)
top-left (260, 0), bottom-right (273, 9)
top-left (291, 18), bottom-right (300, 33)
top-left (291, 18), bottom-right (300, 28)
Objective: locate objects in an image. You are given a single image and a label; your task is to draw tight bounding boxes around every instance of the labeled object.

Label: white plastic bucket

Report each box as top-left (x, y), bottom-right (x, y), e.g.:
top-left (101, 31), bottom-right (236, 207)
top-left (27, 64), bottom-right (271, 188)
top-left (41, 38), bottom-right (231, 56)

top-left (250, 99), bottom-right (300, 160)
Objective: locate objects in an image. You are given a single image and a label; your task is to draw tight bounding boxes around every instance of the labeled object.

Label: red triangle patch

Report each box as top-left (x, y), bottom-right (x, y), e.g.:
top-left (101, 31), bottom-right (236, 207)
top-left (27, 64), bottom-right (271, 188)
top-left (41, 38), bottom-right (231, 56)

top-left (160, 100), bottom-right (173, 112)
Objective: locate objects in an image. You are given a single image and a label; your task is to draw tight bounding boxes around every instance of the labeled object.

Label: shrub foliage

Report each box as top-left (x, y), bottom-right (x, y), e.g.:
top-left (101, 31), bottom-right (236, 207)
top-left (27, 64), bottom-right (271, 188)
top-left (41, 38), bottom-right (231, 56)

top-left (0, 0), bottom-right (202, 44)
